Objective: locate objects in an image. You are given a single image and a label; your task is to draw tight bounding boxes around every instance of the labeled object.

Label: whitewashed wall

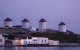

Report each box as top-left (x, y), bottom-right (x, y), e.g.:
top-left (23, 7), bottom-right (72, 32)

top-left (39, 22), bottom-right (47, 31)
top-left (22, 22), bottom-right (29, 29)
top-left (0, 34), bottom-right (5, 45)
top-left (4, 21), bottom-right (12, 27)
top-left (13, 39), bottom-right (25, 45)
top-left (48, 40), bottom-right (59, 45)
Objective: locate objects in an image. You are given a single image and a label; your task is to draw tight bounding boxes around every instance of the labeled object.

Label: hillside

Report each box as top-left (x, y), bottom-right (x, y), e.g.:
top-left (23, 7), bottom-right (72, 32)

top-left (30, 31), bottom-right (78, 43)
top-left (3, 30), bottom-right (80, 43)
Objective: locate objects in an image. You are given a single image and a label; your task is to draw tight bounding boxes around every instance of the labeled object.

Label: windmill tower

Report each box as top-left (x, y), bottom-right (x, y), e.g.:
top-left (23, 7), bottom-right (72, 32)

top-left (39, 18), bottom-right (47, 32)
top-left (58, 22), bottom-right (67, 32)
top-left (4, 18), bottom-right (12, 28)
top-left (22, 19), bottom-right (30, 29)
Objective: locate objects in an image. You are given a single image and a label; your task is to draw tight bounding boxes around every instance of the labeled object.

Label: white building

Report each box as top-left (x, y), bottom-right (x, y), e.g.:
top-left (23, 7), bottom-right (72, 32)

top-left (0, 34), bottom-right (5, 45)
top-left (25, 37), bottom-right (48, 45)
top-left (22, 19), bottom-right (30, 29)
top-left (48, 40), bottom-right (59, 45)
top-left (12, 37), bottom-right (59, 45)
top-left (25, 37), bottom-right (59, 45)
top-left (39, 18), bottom-right (47, 32)
top-left (13, 39), bottom-right (25, 45)
top-left (58, 22), bottom-right (67, 32)
top-left (12, 37), bottom-right (48, 45)
top-left (29, 26), bottom-right (36, 32)
top-left (4, 18), bottom-right (12, 28)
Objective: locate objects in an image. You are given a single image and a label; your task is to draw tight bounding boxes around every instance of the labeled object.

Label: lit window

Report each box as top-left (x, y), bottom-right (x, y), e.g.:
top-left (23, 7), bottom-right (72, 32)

top-left (42, 40), bottom-right (43, 43)
top-left (33, 39), bottom-right (37, 41)
top-left (45, 39), bottom-right (46, 42)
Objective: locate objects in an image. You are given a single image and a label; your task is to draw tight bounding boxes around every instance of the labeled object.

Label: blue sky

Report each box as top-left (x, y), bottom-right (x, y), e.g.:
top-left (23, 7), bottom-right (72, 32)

top-left (0, 0), bottom-right (80, 34)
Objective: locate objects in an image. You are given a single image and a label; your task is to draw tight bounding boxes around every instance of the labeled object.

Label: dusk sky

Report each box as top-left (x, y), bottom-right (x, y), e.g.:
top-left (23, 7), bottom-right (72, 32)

top-left (0, 0), bottom-right (80, 34)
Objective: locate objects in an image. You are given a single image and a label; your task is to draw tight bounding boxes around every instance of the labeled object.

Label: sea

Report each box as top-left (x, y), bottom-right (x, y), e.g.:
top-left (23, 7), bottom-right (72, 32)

top-left (0, 46), bottom-right (80, 50)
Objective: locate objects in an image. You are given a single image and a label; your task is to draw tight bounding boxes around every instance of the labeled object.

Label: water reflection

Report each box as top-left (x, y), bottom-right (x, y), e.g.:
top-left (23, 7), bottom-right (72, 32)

top-left (37, 47), bottom-right (59, 50)
top-left (0, 47), bottom-right (4, 50)
top-left (15, 47), bottom-right (25, 50)
top-left (4, 47), bottom-right (59, 50)
top-left (5, 47), bottom-right (26, 50)
top-left (0, 47), bottom-right (79, 50)
top-left (5, 47), bottom-right (14, 50)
